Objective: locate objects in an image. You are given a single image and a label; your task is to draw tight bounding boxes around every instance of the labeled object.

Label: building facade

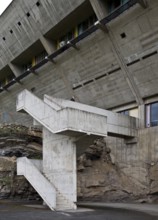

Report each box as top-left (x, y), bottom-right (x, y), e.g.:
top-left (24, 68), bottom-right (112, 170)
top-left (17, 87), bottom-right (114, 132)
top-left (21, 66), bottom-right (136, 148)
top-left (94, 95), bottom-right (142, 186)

top-left (0, 0), bottom-right (158, 198)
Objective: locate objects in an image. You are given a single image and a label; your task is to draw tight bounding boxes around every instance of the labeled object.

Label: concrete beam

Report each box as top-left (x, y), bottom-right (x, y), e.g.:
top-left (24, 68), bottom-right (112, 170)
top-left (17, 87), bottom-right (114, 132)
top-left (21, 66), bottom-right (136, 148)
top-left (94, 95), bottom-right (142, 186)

top-left (94, 21), bottom-right (108, 33)
top-left (45, 56), bottom-right (56, 64)
top-left (12, 78), bottom-right (23, 85)
top-left (67, 41), bottom-right (79, 50)
top-left (27, 68), bottom-right (38, 75)
top-left (1, 86), bottom-right (8, 92)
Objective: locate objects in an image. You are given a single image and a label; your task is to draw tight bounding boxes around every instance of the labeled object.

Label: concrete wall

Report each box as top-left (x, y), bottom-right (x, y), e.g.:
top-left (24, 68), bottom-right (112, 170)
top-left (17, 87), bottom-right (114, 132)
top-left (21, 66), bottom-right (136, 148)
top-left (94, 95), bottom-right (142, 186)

top-left (43, 128), bottom-right (76, 204)
top-left (106, 126), bottom-right (158, 188)
top-left (0, 1), bottom-right (158, 126)
top-left (0, 0), bottom-right (84, 68)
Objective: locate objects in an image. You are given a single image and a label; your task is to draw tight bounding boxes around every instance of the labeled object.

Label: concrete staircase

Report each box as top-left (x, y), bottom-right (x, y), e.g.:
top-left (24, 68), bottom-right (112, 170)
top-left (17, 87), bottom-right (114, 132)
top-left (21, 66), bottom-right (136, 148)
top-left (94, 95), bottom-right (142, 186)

top-left (17, 89), bottom-right (138, 138)
top-left (17, 157), bottom-right (75, 210)
top-left (16, 89), bottom-right (107, 137)
top-left (56, 193), bottom-right (72, 210)
top-left (43, 172), bottom-right (75, 210)
top-left (16, 89), bottom-right (138, 211)
top-left (17, 157), bottom-right (56, 210)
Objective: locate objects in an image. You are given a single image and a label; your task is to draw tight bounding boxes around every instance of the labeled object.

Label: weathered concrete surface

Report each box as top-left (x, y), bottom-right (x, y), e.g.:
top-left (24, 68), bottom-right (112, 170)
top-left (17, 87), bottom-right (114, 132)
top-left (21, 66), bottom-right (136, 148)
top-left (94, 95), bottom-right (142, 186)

top-left (17, 89), bottom-right (138, 138)
top-left (16, 90), bottom-right (139, 210)
top-left (17, 89), bottom-right (108, 137)
top-left (0, 0), bottom-right (85, 69)
top-left (0, 1), bottom-right (158, 127)
top-left (106, 126), bottom-right (158, 198)
top-left (43, 130), bottom-right (77, 210)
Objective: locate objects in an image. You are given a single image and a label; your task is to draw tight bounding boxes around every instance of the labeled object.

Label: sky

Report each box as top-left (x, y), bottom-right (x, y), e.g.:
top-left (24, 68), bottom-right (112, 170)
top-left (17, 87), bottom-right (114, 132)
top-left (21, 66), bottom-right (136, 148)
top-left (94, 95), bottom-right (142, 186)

top-left (0, 0), bottom-right (13, 15)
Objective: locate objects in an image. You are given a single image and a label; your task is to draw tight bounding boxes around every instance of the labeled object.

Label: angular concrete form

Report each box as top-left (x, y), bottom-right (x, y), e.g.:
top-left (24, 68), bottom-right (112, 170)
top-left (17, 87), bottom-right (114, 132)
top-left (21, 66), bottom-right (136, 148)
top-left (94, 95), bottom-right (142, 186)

top-left (17, 158), bottom-right (56, 210)
top-left (16, 90), bottom-right (138, 210)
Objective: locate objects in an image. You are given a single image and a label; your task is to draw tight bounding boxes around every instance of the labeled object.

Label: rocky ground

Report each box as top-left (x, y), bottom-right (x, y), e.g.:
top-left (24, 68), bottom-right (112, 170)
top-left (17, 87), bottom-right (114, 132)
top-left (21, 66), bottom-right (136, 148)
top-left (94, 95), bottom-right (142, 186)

top-left (0, 124), bottom-right (158, 203)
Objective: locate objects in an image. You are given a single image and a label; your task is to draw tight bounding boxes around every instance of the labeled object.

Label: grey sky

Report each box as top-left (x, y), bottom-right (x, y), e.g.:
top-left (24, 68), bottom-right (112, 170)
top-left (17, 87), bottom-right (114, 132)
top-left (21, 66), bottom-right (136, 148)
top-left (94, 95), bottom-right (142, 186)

top-left (0, 0), bottom-right (13, 15)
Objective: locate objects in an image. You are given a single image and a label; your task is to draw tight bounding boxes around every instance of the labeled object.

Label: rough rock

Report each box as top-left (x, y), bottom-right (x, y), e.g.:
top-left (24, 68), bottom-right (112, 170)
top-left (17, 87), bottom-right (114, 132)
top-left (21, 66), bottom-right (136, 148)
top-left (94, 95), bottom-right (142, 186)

top-left (0, 124), bottom-right (42, 158)
top-left (77, 138), bottom-right (153, 202)
top-left (0, 124), bottom-right (42, 200)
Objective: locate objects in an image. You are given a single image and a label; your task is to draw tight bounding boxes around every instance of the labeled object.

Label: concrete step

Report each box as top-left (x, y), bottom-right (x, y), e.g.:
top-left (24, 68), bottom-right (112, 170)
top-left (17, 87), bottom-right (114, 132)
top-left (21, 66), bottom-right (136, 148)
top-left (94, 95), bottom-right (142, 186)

top-left (43, 172), bottom-right (73, 209)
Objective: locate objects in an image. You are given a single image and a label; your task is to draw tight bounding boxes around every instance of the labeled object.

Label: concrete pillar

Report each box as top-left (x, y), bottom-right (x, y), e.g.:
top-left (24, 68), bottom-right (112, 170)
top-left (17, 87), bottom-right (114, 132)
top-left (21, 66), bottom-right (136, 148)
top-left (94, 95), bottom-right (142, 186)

top-left (40, 36), bottom-right (56, 55)
top-left (43, 128), bottom-right (76, 208)
top-left (89, 0), bottom-right (108, 20)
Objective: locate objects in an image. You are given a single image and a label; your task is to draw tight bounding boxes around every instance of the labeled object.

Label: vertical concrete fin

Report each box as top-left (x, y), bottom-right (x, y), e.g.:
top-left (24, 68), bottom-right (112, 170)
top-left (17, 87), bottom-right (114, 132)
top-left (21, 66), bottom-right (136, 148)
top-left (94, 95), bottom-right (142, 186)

top-left (40, 36), bottom-right (56, 55)
top-left (138, 0), bottom-right (149, 8)
top-left (89, 0), bottom-right (108, 20)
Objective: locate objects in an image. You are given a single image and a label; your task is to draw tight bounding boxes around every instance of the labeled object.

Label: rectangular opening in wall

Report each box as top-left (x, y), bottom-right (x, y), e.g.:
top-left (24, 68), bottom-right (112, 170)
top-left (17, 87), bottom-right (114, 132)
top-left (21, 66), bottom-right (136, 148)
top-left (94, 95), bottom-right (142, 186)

top-left (45, 1), bottom-right (97, 49)
top-left (107, 0), bottom-right (129, 13)
top-left (11, 40), bottom-right (47, 74)
top-left (0, 66), bottom-right (15, 87)
top-left (146, 102), bottom-right (158, 127)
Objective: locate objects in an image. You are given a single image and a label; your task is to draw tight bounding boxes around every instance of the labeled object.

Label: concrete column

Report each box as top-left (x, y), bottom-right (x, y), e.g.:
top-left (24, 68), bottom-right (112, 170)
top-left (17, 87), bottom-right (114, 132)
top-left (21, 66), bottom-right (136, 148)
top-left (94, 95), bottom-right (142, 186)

top-left (89, 0), bottom-right (108, 20)
top-left (43, 128), bottom-right (76, 207)
top-left (40, 36), bottom-right (56, 55)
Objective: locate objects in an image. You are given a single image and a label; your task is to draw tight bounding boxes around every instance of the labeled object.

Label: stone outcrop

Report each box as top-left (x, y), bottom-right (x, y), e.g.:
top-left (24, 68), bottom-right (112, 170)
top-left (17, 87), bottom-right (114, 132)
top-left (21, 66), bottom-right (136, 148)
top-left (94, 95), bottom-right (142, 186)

top-left (77, 138), bottom-right (158, 203)
top-left (0, 124), bottom-right (42, 158)
top-left (0, 124), bottom-right (42, 200)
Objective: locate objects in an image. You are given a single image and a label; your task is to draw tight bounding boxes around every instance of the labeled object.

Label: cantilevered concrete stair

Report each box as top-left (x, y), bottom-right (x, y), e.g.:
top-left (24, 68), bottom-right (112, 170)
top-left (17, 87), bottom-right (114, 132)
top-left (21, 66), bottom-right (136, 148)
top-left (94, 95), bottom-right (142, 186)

top-left (16, 89), bottom-right (108, 137)
top-left (16, 89), bottom-right (138, 211)
top-left (17, 157), bottom-right (75, 210)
